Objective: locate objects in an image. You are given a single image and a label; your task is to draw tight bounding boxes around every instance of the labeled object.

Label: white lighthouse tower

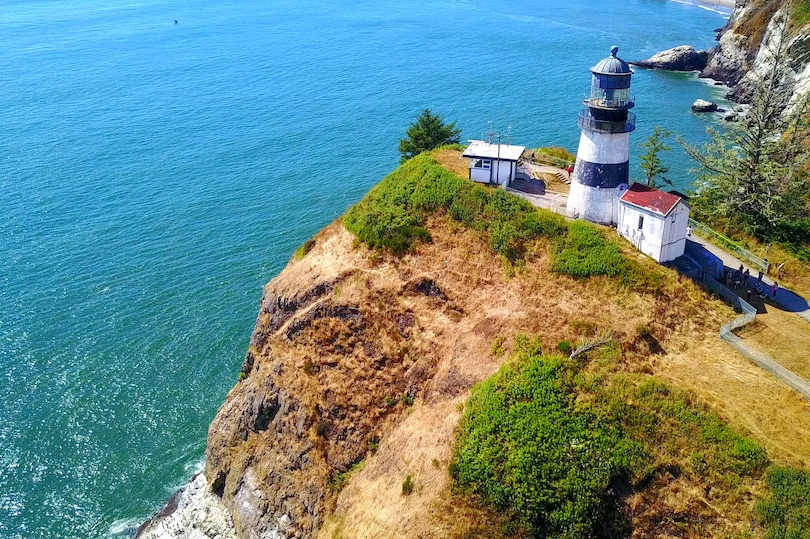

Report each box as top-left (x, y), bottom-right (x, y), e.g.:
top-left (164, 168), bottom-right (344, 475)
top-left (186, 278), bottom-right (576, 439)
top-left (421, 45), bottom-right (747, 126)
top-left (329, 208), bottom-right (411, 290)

top-left (566, 46), bottom-right (636, 225)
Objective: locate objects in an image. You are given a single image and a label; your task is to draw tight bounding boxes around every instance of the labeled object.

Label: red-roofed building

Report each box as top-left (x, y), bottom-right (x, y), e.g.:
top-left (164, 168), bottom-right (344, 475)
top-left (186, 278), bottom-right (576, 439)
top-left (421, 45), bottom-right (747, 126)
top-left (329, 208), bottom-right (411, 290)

top-left (617, 182), bottom-right (690, 263)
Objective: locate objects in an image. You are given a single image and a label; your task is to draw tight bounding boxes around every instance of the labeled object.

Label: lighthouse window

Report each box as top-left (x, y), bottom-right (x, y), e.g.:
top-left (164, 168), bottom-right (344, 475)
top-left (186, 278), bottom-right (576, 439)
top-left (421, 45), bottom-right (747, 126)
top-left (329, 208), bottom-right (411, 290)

top-left (471, 159), bottom-right (491, 170)
top-left (637, 215), bottom-right (644, 230)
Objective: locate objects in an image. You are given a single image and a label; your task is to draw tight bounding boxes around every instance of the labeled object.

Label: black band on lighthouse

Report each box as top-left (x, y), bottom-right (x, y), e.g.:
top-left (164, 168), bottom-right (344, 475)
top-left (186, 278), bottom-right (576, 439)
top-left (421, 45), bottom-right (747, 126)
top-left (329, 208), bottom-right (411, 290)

top-left (573, 159), bottom-right (629, 188)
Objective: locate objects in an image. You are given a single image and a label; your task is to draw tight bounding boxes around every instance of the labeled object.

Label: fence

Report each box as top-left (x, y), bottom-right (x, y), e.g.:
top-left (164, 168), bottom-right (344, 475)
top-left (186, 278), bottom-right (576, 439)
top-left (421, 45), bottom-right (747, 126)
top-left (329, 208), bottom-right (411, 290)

top-left (702, 274), bottom-right (810, 401)
top-left (689, 219), bottom-right (770, 274)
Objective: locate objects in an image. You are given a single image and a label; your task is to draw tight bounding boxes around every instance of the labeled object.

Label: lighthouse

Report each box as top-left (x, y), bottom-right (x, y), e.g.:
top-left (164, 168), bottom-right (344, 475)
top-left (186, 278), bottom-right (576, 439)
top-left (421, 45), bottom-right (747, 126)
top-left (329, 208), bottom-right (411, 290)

top-left (566, 46), bottom-right (636, 225)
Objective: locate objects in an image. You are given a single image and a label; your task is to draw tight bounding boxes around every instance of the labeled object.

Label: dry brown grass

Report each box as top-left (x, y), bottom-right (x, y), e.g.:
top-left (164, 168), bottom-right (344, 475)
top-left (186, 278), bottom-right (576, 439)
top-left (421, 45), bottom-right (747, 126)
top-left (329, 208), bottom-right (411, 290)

top-left (309, 215), bottom-right (810, 538)
top-left (215, 195), bottom-right (810, 538)
top-left (737, 306), bottom-right (810, 381)
top-left (432, 148), bottom-right (469, 179)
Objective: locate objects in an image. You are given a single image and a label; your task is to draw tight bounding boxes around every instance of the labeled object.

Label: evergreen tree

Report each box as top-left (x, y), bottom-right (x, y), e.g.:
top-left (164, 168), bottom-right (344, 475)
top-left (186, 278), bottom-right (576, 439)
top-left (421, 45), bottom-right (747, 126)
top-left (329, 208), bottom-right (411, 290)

top-left (679, 11), bottom-right (810, 241)
top-left (398, 109), bottom-right (461, 163)
top-left (639, 127), bottom-right (672, 188)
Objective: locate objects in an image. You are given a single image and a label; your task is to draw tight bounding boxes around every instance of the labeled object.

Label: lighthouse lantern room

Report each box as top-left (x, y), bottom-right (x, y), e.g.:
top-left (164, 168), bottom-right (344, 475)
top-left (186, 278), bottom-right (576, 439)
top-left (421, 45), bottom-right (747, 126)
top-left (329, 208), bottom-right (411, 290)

top-left (566, 46), bottom-right (636, 225)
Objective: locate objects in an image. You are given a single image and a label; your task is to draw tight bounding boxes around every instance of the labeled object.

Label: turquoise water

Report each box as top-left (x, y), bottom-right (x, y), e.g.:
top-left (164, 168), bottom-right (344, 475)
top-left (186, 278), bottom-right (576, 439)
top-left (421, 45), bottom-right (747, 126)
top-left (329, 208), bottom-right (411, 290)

top-left (0, 1), bottom-right (729, 537)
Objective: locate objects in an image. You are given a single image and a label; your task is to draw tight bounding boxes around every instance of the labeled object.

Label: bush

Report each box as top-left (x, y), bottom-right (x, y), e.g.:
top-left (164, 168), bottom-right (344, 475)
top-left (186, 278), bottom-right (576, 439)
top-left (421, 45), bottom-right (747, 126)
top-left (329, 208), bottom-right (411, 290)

top-left (757, 467), bottom-right (810, 539)
top-left (451, 338), bottom-right (773, 537)
top-left (552, 221), bottom-right (628, 278)
top-left (344, 151), bottom-right (654, 289)
top-left (293, 238), bottom-right (316, 260)
top-left (402, 474), bottom-right (414, 496)
top-left (451, 348), bottom-right (642, 538)
top-left (556, 340), bottom-right (572, 354)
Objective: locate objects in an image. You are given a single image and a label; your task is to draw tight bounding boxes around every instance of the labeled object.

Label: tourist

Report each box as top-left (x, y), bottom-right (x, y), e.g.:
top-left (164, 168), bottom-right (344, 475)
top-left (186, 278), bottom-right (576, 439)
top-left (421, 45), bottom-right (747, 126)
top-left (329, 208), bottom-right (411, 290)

top-left (686, 225), bottom-right (692, 237)
top-left (743, 268), bottom-right (750, 285)
top-left (747, 289), bottom-right (752, 302)
top-left (758, 270), bottom-right (764, 282)
top-left (772, 282), bottom-right (778, 298)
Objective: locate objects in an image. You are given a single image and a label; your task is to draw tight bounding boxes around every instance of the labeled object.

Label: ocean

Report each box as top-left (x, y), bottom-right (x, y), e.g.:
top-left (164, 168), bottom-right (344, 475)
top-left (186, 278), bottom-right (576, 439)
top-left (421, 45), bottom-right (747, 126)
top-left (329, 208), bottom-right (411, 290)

top-left (0, 0), bottom-right (730, 537)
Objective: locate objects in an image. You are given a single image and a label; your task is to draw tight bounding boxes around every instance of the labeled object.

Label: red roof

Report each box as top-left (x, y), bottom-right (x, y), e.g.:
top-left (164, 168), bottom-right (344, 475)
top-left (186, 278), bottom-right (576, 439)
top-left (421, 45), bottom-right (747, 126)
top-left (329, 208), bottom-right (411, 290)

top-left (619, 182), bottom-right (683, 216)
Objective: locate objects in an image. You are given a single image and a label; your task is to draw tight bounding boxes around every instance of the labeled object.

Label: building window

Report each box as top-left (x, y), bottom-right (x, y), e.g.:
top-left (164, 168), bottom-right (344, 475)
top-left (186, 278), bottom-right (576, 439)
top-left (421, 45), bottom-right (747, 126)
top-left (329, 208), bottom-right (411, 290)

top-left (471, 159), bottom-right (492, 170)
top-left (637, 215), bottom-right (644, 230)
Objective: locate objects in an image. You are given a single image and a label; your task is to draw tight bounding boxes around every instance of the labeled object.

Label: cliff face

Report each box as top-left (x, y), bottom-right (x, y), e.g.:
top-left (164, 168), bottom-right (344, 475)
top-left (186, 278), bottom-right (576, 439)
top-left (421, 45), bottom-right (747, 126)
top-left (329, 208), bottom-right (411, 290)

top-left (701, 0), bottom-right (810, 107)
top-left (182, 208), bottom-right (810, 537)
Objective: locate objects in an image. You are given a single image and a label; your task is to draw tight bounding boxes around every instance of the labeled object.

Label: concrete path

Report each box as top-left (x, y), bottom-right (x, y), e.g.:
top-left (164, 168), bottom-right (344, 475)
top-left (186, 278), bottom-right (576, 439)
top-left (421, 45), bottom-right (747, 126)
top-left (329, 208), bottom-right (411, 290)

top-left (506, 187), bottom-right (569, 216)
top-left (519, 160), bottom-right (570, 182)
top-left (688, 233), bottom-right (810, 322)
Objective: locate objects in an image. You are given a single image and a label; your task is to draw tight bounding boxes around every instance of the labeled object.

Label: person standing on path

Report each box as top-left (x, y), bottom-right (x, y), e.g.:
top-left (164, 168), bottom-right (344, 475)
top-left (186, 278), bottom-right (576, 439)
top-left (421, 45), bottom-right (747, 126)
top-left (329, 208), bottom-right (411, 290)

top-left (773, 282), bottom-right (778, 298)
top-left (758, 270), bottom-right (764, 283)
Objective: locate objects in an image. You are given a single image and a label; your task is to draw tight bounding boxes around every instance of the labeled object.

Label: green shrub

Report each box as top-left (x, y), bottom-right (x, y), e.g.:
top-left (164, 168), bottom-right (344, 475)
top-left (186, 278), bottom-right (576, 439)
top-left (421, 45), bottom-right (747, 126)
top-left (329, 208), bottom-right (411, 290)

top-left (552, 221), bottom-right (626, 278)
top-left (402, 393), bottom-right (414, 406)
top-left (451, 338), bottom-right (772, 537)
top-left (451, 348), bottom-right (643, 538)
top-left (757, 467), bottom-right (810, 539)
top-left (293, 238), bottom-right (316, 260)
top-left (556, 340), bottom-right (572, 354)
top-left (385, 396), bottom-right (398, 408)
top-left (344, 152), bottom-right (652, 287)
top-left (328, 460), bottom-right (365, 493)
top-left (402, 474), bottom-right (414, 496)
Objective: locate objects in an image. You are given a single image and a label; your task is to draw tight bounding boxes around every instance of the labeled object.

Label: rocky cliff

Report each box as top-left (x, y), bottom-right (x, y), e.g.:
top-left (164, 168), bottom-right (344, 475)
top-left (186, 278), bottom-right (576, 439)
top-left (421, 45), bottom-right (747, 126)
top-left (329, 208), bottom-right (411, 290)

top-left (700, 0), bottom-right (810, 108)
top-left (136, 158), bottom-right (810, 538)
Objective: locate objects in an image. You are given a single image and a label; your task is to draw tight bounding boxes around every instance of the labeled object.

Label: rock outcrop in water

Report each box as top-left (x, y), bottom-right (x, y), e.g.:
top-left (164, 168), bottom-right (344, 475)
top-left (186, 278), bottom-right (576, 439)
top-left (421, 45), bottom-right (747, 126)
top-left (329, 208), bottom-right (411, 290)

top-left (632, 2), bottom-right (810, 112)
top-left (631, 45), bottom-right (709, 71)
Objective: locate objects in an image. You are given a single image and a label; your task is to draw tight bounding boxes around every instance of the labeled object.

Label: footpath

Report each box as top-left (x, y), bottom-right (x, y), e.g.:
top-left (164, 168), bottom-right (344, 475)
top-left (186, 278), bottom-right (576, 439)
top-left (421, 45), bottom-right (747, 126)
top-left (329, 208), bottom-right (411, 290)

top-left (688, 233), bottom-right (810, 322)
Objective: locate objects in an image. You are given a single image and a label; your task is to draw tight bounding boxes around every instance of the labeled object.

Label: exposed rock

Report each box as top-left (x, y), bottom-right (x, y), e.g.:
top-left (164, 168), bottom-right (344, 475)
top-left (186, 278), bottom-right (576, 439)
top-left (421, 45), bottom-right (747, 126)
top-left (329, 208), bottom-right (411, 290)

top-left (631, 45), bottom-right (709, 71)
top-left (692, 99), bottom-right (719, 112)
top-left (134, 473), bottom-right (238, 539)
top-left (700, 12), bottom-right (750, 87)
top-left (723, 111), bottom-right (739, 122)
top-left (700, 2), bottom-right (810, 111)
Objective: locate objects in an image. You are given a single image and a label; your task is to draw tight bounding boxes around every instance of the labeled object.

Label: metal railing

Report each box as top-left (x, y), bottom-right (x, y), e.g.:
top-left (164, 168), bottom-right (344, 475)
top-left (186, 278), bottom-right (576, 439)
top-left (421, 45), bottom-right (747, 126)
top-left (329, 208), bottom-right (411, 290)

top-left (689, 219), bottom-right (770, 274)
top-left (701, 273), bottom-right (810, 401)
top-left (585, 95), bottom-right (635, 110)
top-left (577, 110), bottom-right (636, 133)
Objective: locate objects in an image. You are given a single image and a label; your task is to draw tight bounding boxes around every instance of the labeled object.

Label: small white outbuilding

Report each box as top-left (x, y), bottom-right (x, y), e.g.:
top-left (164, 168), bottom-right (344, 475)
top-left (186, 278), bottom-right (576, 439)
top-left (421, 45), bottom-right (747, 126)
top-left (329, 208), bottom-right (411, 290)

top-left (617, 182), bottom-right (690, 263)
top-left (462, 140), bottom-right (525, 186)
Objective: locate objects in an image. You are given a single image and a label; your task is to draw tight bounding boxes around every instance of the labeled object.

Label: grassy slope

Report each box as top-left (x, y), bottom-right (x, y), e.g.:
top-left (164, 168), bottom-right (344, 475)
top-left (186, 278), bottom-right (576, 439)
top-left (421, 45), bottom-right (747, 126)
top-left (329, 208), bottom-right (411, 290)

top-left (328, 150), bottom-right (810, 538)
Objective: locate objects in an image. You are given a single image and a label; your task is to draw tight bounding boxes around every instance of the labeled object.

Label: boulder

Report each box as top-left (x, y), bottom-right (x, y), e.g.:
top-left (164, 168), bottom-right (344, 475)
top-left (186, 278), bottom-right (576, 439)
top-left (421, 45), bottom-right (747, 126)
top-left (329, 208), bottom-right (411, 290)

top-left (723, 111), bottom-right (739, 122)
top-left (692, 99), bottom-right (719, 113)
top-left (631, 45), bottom-right (710, 71)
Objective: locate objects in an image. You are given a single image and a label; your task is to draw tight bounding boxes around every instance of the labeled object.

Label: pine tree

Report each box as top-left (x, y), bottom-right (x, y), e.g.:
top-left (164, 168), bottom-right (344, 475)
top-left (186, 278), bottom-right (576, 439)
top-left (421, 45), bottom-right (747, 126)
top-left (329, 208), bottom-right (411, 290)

top-left (398, 109), bottom-right (461, 163)
top-left (680, 10), bottom-right (810, 241)
top-left (639, 127), bottom-right (672, 189)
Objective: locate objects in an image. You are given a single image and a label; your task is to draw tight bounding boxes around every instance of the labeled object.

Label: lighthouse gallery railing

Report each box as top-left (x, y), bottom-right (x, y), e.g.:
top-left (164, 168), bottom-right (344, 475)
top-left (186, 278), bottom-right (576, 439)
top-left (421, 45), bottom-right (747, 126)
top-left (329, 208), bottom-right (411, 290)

top-left (577, 110), bottom-right (636, 133)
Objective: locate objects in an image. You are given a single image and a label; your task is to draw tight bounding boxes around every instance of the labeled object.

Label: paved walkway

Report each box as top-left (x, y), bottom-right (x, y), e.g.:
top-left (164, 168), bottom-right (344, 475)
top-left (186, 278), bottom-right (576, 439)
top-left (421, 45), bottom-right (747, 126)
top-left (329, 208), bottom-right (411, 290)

top-left (506, 187), bottom-right (570, 216)
top-left (688, 233), bottom-right (810, 322)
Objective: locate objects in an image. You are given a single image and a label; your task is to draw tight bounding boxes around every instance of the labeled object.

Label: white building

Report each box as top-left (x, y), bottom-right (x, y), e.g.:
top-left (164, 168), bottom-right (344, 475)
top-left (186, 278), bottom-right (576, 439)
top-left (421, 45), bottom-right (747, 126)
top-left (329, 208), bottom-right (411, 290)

top-left (462, 140), bottom-right (525, 186)
top-left (617, 183), bottom-right (690, 263)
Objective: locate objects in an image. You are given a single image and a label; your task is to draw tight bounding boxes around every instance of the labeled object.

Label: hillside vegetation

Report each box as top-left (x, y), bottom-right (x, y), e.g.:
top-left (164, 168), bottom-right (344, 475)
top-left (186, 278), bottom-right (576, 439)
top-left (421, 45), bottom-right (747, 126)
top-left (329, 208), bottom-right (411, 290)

top-left (344, 152), bottom-right (659, 288)
top-left (199, 149), bottom-right (810, 539)
top-left (452, 337), bottom-right (776, 538)
top-left (336, 150), bottom-right (810, 538)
